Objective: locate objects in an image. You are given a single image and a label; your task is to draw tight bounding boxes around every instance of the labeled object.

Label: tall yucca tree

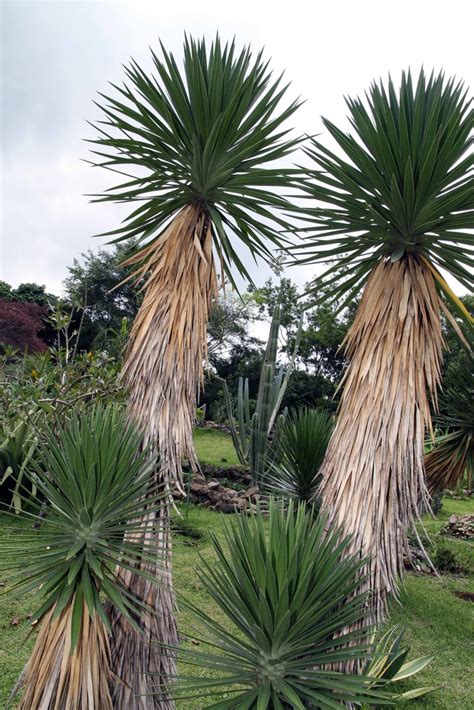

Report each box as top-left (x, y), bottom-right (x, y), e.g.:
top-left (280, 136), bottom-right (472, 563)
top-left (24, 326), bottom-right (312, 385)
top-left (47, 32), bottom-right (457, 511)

top-left (295, 70), bottom-right (473, 623)
top-left (89, 35), bottom-right (301, 707)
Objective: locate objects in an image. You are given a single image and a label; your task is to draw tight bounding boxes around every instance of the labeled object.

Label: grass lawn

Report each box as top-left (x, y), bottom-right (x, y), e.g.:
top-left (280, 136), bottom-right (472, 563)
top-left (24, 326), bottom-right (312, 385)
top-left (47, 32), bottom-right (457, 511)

top-left (0, 431), bottom-right (473, 708)
top-left (193, 426), bottom-right (241, 467)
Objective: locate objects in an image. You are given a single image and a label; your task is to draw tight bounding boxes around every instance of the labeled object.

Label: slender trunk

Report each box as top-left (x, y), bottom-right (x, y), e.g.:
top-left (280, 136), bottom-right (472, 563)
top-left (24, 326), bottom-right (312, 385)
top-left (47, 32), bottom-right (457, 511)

top-left (320, 255), bottom-right (443, 624)
top-left (108, 206), bottom-right (217, 707)
top-left (108, 499), bottom-right (177, 709)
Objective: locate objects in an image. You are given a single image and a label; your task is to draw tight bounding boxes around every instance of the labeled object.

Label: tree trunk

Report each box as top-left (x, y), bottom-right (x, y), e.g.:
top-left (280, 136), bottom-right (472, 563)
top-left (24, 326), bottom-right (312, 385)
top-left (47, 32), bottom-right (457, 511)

top-left (18, 600), bottom-right (113, 709)
top-left (108, 501), bottom-right (177, 709)
top-left (107, 206), bottom-right (217, 706)
top-left (320, 255), bottom-right (443, 624)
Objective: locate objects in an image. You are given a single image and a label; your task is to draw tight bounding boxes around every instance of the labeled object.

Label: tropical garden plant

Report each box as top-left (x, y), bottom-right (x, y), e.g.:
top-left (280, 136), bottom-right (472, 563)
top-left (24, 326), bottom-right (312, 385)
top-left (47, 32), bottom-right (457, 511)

top-left (0, 416), bottom-right (39, 510)
top-left (89, 35), bottom-right (302, 704)
top-left (263, 407), bottom-right (334, 505)
top-left (295, 69), bottom-right (473, 624)
top-left (0, 406), bottom-right (160, 710)
top-left (172, 500), bottom-right (393, 708)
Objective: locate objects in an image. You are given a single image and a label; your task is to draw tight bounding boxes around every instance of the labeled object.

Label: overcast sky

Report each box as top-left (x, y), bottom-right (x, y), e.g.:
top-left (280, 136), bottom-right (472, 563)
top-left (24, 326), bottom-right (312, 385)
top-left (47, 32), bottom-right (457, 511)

top-left (1, 0), bottom-right (473, 296)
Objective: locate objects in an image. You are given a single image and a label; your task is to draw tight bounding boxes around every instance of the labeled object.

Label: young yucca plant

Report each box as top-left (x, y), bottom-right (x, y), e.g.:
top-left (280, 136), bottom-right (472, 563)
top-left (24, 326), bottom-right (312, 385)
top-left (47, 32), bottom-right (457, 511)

top-left (295, 69), bottom-right (473, 623)
top-left (0, 406), bottom-right (161, 710)
top-left (263, 407), bottom-right (334, 505)
top-left (172, 501), bottom-right (393, 709)
top-left (89, 36), bottom-right (302, 703)
top-left (425, 354), bottom-right (473, 495)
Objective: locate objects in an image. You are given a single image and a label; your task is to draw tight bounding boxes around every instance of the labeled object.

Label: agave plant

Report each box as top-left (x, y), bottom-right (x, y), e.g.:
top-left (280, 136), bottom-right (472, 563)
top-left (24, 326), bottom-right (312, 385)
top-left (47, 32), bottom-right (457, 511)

top-left (263, 407), bottom-right (334, 504)
top-left (172, 501), bottom-right (393, 709)
top-left (363, 626), bottom-right (434, 706)
top-left (0, 406), bottom-right (161, 710)
top-left (295, 70), bottom-right (473, 622)
top-left (89, 36), bottom-right (301, 703)
top-left (425, 354), bottom-right (473, 495)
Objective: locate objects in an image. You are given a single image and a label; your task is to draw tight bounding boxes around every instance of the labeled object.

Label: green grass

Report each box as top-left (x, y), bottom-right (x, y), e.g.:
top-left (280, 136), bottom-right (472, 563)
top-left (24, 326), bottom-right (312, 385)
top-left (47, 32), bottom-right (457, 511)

top-left (1, 431), bottom-right (473, 708)
top-left (193, 426), bottom-right (241, 467)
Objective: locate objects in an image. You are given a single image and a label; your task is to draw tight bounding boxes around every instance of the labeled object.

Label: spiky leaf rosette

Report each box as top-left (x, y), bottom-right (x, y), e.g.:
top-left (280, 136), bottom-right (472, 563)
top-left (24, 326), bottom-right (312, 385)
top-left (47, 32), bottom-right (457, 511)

top-left (0, 406), bottom-right (162, 710)
top-left (296, 69), bottom-right (473, 320)
top-left (171, 501), bottom-right (393, 709)
top-left (294, 70), bottom-right (473, 625)
top-left (425, 353), bottom-right (474, 494)
top-left (263, 407), bottom-right (334, 504)
top-left (89, 35), bottom-right (302, 491)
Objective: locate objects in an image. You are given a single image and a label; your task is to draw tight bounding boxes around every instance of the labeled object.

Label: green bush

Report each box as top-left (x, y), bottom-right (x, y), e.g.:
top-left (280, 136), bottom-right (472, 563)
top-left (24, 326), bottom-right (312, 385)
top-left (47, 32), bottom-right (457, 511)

top-left (431, 539), bottom-right (472, 575)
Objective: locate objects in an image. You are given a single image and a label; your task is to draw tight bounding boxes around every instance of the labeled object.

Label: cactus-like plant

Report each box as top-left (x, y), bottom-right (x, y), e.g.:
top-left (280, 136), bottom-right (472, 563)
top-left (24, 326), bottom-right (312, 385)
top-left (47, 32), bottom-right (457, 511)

top-left (220, 305), bottom-right (302, 482)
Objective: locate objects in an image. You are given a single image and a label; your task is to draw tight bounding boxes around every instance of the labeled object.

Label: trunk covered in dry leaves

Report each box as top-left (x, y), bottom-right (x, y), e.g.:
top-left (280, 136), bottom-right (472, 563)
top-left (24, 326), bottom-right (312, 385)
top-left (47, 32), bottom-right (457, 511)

top-left (18, 601), bottom-right (113, 710)
top-left (108, 206), bottom-right (218, 707)
top-left (320, 255), bottom-right (444, 624)
top-left (107, 502), bottom-right (177, 709)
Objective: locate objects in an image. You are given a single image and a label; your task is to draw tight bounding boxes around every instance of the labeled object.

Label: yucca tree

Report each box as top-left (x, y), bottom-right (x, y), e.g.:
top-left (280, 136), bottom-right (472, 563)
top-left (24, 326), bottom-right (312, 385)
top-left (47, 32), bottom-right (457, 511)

top-left (89, 35), bottom-right (301, 706)
top-left (295, 70), bottom-right (473, 623)
top-left (1, 407), bottom-right (160, 710)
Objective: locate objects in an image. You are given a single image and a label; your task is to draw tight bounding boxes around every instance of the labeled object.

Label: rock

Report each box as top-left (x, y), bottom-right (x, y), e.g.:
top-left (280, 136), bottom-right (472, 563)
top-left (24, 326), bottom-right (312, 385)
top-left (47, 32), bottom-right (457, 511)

top-left (441, 514), bottom-right (474, 540)
top-left (214, 501), bottom-right (237, 514)
top-left (208, 481), bottom-right (220, 491)
top-left (190, 481), bottom-right (209, 496)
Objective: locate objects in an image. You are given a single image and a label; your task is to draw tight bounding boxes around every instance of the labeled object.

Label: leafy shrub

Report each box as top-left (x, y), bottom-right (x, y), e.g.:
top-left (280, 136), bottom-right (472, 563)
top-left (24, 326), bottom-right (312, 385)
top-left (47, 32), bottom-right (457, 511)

top-left (171, 515), bottom-right (206, 541)
top-left (431, 539), bottom-right (472, 575)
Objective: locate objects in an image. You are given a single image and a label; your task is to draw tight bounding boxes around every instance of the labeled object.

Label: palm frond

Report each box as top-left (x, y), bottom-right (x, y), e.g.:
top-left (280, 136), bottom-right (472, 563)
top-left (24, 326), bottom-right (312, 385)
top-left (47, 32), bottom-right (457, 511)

top-left (1, 405), bottom-right (160, 633)
top-left (263, 407), bottom-right (334, 504)
top-left (425, 354), bottom-right (474, 493)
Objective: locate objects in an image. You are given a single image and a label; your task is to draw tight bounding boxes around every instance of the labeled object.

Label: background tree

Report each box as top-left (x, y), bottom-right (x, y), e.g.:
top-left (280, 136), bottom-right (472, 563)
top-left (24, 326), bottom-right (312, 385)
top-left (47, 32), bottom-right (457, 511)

top-left (0, 281), bottom-right (13, 300)
top-left (296, 69), bottom-right (473, 628)
top-left (90, 36), bottom-right (302, 707)
top-left (13, 282), bottom-right (53, 306)
top-left (64, 241), bottom-right (141, 350)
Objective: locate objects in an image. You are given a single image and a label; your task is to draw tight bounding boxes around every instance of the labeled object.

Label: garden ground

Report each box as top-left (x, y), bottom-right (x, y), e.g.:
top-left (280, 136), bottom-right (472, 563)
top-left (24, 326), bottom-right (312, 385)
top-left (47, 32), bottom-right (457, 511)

top-left (0, 428), bottom-right (472, 708)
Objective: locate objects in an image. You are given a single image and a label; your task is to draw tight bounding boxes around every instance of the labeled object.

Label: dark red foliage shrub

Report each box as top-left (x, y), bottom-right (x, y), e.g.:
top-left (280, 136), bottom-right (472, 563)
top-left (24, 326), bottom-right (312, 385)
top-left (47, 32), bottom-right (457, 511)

top-left (0, 298), bottom-right (47, 353)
